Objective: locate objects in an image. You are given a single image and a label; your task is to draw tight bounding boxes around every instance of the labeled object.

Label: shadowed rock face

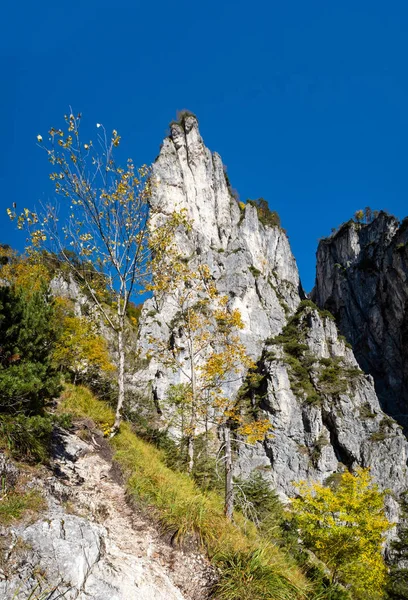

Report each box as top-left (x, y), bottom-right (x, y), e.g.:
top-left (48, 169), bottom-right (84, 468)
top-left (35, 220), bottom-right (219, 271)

top-left (313, 213), bottom-right (408, 428)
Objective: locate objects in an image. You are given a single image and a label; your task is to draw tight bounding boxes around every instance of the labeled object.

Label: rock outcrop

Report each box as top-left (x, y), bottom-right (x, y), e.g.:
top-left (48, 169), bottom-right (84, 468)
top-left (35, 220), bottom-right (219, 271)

top-left (134, 116), bottom-right (408, 509)
top-left (136, 114), bottom-right (302, 403)
top-left (236, 302), bottom-right (408, 520)
top-left (313, 213), bottom-right (408, 427)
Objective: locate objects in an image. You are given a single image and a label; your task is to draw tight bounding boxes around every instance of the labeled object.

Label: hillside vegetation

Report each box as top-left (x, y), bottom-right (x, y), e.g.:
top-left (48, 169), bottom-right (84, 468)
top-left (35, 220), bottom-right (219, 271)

top-left (0, 246), bottom-right (396, 599)
top-left (59, 385), bottom-right (309, 600)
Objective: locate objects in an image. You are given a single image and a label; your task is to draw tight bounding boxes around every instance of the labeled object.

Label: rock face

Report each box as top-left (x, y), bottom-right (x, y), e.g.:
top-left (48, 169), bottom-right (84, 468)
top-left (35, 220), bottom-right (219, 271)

top-left (130, 117), bottom-right (408, 522)
top-left (133, 117), bottom-right (408, 509)
top-left (236, 303), bottom-right (408, 520)
top-left (313, 213), bottom-right (408, 427)
top-left (137, 114), bottom-right (302, 403)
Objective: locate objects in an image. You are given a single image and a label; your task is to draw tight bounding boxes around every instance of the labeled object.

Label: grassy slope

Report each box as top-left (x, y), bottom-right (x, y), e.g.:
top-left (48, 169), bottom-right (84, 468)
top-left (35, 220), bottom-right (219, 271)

top-left (60, 385), bottom-right (310, 600)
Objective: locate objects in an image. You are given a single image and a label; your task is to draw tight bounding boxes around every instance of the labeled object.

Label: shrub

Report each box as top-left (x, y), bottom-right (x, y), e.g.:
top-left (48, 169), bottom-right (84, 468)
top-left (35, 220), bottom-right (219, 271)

top-left (247, 199), bottom-right (281, 229)
top-left (319, 309), bottom-right (335, 321)
top-left (310, 433), bottom-right (329, 467)
top-left (170, 109), bottom-right (197, 129)
top-left (126, 301), bottom-right (143, 328)
top-left (370, 416), bottom-right (395, 442)
top-left (0, 281), bottom-right (61, 415)
top-left (338, 335), bottom-right (352, 349)
top-left (284, 341), bottom-right (308, 359)
top-left (52, 300), bottom-right (114, 382)
top-left (359, 404), bottom-right (376, 419)
top-left (234, 472), bottom-right (283, 533)
top-left (292, 468), bottom-right (391, 599)
top-left (249, 265), bottom-right (262, 278)
top-left (318, 365), bottom-right (347, 394)
top-left (370, 431), bottom-right (387, 442)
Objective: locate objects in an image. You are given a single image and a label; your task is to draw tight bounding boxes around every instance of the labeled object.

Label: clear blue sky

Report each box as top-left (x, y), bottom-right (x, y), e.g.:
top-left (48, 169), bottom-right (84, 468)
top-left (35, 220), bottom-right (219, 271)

top-left (1, 1), bottom-right (408, 291)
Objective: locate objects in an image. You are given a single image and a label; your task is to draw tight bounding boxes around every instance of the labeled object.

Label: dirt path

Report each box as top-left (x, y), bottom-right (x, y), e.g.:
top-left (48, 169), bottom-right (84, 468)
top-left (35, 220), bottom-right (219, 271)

top-left (1, 426), bottom-right (215, 600)
top-left (52, 426), bottom-right (215, 599)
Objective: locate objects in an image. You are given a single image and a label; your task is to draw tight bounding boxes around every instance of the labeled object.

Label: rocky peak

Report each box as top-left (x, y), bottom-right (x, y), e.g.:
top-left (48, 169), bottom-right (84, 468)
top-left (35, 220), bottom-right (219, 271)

top-left (137, 116), bottom-right (303, 400)
top-left (134, 120), bottom-right (408, 524)
top-left (314, 212), bottom-right (408, 426)
top-left (151, 113), bottom-right (237, 248)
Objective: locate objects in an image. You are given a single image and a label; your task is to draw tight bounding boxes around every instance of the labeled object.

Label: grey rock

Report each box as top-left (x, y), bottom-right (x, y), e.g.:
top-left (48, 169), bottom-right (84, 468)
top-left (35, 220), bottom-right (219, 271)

top-left (1, 505), bottom-right (186, 600)
top-left (50, 274), bottom-right (86, 316)
top-left (236, 306), bottom-right (408, 523)
top-left (313, 212), bottom-right (408, 426)
top-left (48, 119), bottom-right (408, 533)
top-left (135, 119), bottom-right (408, 523)
top-left (136, 115), bottom-right (302, 405)
top-left (0, 430), bottom-right (195, 600)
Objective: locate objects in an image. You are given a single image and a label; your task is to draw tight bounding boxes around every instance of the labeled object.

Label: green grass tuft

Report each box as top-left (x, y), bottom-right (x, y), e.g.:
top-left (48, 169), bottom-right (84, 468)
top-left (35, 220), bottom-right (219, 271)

top-left (0, 489), bottom-right (45, 525)
top-left (214, 546), bottom-right (302, 600)
top-left (0, 414), bottom-right (53, 463)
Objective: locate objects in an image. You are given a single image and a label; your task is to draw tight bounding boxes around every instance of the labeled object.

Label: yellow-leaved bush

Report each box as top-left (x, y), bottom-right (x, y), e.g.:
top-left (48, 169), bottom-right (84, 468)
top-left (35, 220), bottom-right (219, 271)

top-left (52, 297), bottom-right (114, 380)
top-left (291, 467), bottom-right (391, 599)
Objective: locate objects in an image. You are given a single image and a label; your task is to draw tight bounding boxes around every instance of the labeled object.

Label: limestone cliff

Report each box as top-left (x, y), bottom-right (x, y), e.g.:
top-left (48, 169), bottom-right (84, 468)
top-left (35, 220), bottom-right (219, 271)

top-left (136, 114), bottom-right (302, 404)
top-left (313, 213), bottom-right (408, 427)
top-left (236, 302), bottom-right (407, 521)
top-left (135, 116), bottom-right (408, 509)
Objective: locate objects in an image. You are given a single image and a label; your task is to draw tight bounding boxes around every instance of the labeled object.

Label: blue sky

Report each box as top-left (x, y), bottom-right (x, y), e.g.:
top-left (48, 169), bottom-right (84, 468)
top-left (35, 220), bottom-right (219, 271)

top-left (1, 0), bottom-right (408, 291)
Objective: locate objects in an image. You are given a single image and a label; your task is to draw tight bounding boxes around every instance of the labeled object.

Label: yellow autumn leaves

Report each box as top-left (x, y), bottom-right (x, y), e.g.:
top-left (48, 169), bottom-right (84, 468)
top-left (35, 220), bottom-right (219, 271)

top-left (148, 211), bottom-right (272, 447)
top-left (292, 467), bottom-right (391, 599)
top-left (52, 297), bottom-right (115, 379)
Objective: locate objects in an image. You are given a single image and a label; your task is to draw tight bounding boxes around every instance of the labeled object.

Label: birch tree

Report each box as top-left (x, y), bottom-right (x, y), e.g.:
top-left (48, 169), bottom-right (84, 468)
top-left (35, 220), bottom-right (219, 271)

top-left (148, 218), bottom-right (271, 519)
top-left (8, 112), bottom-right (152, 433)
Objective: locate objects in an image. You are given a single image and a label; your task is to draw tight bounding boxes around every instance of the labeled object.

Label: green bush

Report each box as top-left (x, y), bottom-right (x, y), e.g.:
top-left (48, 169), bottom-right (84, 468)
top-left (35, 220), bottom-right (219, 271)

top-left (310, 433), bottom-right (329, 467)
top-left (370, 416), bottom-right (395, 443)
top-left (234, 472), bottom-right (283, 532)
top-left (0, 284), bottom-right (61, 415)
top-left (359, 404), bottom-right (376, 419)
top-left (170, 109), bottom-right (197, 128)
top-left (284, 341), bottom-right (309, 358)
top-left (249, 265), bottom-right (262, 278)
